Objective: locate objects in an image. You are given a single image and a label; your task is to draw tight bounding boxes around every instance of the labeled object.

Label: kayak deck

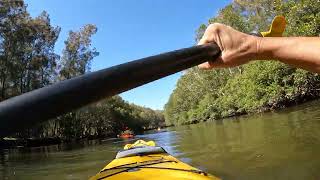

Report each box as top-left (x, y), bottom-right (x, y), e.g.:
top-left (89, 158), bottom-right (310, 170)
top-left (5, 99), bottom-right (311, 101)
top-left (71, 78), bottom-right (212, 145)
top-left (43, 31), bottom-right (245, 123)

top-left (90, 153), bottom-right (220, 180)
top-left (90, 140), bottom-right (220, 180)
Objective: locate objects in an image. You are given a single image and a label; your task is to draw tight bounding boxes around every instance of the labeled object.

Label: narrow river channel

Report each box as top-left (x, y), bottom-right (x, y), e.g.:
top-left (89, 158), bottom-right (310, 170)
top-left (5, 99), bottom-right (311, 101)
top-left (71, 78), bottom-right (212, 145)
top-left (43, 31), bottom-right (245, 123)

top-left (1, 100), bottom-right (320, 180)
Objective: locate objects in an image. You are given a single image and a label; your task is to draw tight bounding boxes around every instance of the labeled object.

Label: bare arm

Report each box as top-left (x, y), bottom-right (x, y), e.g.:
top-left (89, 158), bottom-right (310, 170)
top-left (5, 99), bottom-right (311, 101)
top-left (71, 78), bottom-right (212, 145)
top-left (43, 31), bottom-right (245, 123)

top-left (257, 37), bottom-right (320, 72)
top-left (198, 23), bottom-right (320, 73)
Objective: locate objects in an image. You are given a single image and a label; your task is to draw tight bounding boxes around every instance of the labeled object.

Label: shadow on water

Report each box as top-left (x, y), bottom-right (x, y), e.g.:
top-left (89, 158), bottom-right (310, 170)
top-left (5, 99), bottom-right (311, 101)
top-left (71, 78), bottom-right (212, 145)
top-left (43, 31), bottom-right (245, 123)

top-left (2, 100), bottom-right (320, 179)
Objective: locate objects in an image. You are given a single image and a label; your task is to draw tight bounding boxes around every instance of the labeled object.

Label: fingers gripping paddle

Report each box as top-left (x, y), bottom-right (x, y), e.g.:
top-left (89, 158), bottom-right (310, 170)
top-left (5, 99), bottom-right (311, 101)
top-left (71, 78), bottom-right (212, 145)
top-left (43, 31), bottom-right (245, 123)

top-left (0, 16), bottom-right (286, 137)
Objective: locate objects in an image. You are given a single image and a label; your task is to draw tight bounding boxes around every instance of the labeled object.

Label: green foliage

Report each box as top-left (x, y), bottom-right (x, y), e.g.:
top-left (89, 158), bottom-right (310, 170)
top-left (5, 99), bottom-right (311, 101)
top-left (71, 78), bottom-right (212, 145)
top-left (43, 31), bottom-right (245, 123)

top-left (59, 24), bottom-right (99, 79)
top-left (165, 0), bottom-right (320, 126)
top-left (0, 0), bottom-right (60, 99)
top-left (50, 96), bottom-right (165, 140)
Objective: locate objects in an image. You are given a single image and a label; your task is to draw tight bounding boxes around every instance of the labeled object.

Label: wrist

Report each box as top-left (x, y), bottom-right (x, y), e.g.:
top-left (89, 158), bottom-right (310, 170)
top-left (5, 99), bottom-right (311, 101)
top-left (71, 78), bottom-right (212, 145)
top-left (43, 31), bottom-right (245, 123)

top-left (255, 37), bottom-right (278, 60)
top-left (245, 35), bottom-right (261, 61)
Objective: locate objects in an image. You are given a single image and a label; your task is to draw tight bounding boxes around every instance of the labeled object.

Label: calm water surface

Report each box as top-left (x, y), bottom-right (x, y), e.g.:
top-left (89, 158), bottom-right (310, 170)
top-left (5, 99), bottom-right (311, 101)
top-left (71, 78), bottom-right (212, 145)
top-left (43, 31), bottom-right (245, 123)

top-left (2, 100), bottom-right (320, 180)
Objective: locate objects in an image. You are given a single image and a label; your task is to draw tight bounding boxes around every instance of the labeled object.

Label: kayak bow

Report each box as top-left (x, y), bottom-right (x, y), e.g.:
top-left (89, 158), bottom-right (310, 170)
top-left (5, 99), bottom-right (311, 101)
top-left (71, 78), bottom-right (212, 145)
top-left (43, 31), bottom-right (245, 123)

top-left (90, 140), bottom-right (220, 180)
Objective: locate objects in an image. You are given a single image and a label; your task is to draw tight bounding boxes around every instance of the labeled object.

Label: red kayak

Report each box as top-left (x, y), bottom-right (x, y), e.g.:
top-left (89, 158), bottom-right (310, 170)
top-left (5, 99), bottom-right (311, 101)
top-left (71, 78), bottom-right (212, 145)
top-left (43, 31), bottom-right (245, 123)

top-left (119, 133), bottom-right (134, 139)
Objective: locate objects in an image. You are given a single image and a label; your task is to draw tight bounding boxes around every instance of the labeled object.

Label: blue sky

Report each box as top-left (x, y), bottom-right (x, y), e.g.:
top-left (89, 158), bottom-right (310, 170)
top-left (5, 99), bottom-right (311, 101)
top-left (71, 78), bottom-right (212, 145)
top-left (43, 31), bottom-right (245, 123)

top-left (25, 0), bottom-right (230, 110)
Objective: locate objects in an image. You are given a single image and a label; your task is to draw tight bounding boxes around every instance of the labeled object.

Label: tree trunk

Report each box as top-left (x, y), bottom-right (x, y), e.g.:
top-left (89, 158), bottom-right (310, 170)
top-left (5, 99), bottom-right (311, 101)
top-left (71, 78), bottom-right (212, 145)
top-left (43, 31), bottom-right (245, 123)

top-left (0, 75), bottom-right (6, 100)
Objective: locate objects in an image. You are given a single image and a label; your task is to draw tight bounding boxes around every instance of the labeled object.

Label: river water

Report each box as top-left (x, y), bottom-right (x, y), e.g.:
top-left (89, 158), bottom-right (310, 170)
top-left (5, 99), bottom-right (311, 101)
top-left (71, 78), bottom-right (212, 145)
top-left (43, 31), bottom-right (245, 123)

top-left (1, 100), bottom-right (320, 180)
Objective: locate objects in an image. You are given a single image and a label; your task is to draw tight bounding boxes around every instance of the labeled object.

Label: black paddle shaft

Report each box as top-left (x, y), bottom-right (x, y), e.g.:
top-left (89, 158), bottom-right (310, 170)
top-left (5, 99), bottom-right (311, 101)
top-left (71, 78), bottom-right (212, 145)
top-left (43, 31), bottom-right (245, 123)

top-left (0, 42), bottom-right (221, 136)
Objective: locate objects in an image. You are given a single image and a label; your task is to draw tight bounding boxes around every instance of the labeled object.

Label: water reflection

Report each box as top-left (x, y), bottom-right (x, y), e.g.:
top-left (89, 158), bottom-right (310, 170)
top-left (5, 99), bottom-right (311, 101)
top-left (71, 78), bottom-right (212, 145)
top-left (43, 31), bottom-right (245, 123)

top-left (172, 101), bottom-right (320, 180)
top-left (1, 100), bottom-right (320, 179)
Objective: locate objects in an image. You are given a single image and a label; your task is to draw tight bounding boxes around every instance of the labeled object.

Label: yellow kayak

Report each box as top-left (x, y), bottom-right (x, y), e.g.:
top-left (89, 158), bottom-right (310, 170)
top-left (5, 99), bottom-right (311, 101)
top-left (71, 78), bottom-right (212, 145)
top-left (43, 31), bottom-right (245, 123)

top-left (90, 140), bottom-right (220, 180)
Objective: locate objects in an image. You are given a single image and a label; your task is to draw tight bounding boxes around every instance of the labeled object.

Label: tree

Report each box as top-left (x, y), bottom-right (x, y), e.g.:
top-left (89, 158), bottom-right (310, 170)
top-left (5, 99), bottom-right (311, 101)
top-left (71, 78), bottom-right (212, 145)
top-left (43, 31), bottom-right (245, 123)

top-left (59, 24), bottom-right (99, 80)
top-left (0, 0), bottom-right (60, 100)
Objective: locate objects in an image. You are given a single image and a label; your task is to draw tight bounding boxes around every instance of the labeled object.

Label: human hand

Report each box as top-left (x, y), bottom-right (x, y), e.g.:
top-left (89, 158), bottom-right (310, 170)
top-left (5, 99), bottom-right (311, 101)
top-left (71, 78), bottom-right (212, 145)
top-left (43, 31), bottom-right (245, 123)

top-left (198, 23), bottom-right (260, 69)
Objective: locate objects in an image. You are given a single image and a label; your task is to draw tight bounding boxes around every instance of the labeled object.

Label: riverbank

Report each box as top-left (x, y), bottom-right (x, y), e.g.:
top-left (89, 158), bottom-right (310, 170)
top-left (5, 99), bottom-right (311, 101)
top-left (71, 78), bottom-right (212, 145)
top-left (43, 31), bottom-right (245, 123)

top-left (0, 125), bottom-right (171, 149)
top-left (165, 62), bottom-right (320, 126)
top-left (0, 137), bottom-right (62, 149)
top-left (179, 96), bottom-right (320, 126)
top-left (0, 135), bottom-right (114, 149)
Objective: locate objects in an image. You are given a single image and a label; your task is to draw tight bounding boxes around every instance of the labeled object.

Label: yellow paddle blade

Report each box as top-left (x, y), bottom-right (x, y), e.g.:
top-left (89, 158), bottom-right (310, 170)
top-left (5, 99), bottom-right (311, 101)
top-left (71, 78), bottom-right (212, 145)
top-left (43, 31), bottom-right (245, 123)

top-left (260, 15), bottom-right (286, 37)
top-left (124, 140), bottom-right (156, 150)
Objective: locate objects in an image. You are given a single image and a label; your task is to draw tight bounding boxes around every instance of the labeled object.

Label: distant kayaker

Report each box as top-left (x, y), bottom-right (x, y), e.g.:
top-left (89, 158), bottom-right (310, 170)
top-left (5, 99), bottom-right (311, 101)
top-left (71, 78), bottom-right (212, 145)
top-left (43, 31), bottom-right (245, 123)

top-left (198, 23), bottom-right (320, 73)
